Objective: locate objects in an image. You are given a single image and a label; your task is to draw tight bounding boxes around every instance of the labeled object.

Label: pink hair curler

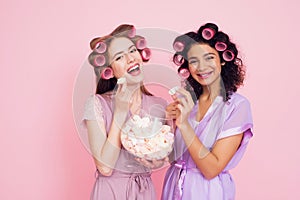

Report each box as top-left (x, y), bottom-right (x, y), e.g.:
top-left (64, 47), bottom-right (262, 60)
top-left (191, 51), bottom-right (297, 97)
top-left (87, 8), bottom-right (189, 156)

top-left (202, 28), bottom-right (215, 40)
top-left (93, 54), bottom-right (106, 67)
top-left (179, 68), bottom-right (190, 79)
top-left (234, 58), bottom-right (241, 65)
top-left (215, 42), bottom-right (227, 51)
top-left (173, 41), bottom-right (184, 52)
top-left (223, 50), bottom-right (235, 61)
top-left (141, 48), bottom-right (151, 60)
top-left (101, 67), bottom-right (114, 80)
top-left (136, 38), bottom-right (147, 50)
top-left (174, 54), bottom-right (184, 66)
top-left (94, 42), bottom-right (107, 54)
top-left (128, 27), bottom-right (136, 38)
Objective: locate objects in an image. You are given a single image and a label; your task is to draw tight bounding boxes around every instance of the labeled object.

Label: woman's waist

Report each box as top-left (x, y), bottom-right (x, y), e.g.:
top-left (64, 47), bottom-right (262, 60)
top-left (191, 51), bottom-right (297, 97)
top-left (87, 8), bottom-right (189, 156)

top-left (96, 169), bottom-right (151, 178)
top-left (172, 160), bottom-right (229, 174)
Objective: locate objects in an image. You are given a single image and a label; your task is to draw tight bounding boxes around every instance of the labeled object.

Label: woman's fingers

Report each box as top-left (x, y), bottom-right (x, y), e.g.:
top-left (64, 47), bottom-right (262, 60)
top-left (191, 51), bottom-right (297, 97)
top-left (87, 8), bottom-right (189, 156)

top-left (176, 87), bottom-right (194, 109)
top-left (166, 102), bottom-right (178, 112)
top-left (151, 159), bottom-right (164, 168)
top-left (164, 156), bottom-right (169, 163)
top-left (167, 88), bottom-right (195, 122)
top-left (120, 80), bottom-right (127, 93)
top-left (139, 158), bottom-right (155, 168)
top-left (171, 94), bottom-right (178, 101)
top-left (177, 96), bottom-right (188, 108)
top-left (115, 77), bottom-right (132, 104)
top-left (176, 104), bottom-right (183, 112)
top-left (136, 157), bottom-right (169, 169)
top-left (166, 102), bottom-right (180, 119)
top-left (116, 78), bottom-right (127, 94)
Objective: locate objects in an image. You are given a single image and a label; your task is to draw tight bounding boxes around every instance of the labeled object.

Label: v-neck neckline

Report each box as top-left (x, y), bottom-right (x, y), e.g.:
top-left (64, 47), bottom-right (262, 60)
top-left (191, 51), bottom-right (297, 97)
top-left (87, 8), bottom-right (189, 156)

top-left (191, 95), bottom-right (223, 124)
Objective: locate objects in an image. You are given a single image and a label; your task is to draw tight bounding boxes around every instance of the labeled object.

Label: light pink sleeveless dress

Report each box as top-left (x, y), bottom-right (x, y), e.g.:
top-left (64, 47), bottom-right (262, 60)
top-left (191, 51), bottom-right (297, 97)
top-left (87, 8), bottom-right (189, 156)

top-left (83, 92), bottom-right (167, 200)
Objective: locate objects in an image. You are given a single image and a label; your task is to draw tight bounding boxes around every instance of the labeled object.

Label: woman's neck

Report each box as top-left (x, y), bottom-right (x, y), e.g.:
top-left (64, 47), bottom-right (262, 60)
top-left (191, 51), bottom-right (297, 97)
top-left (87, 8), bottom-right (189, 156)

top-left (126, 83), bottom-right (142, 99)
top-left (130, 88), bottom-right (142, 103)
top-left (128, 86), bottom-right (142, 115)
top-left (200, 78), bottom-right (222, 102)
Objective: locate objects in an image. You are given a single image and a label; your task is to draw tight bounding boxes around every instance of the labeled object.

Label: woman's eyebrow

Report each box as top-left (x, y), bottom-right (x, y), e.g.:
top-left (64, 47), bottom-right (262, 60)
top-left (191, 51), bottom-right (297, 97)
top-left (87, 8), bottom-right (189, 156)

top-left (112, 45), bottom-right (135, 59)
top-left (188, 52), bottom-right (216, 60)
top-left (188, 56), bottom-right (198, 60)
top-left (203, 52), bottom-right (216, 57)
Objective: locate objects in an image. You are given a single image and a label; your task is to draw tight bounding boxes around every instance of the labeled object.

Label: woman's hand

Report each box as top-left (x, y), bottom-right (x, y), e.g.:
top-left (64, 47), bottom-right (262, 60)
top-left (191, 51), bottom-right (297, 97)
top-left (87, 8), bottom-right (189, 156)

top-left (113, 79), bottom-right (132, 126)
top-left (173, 88), bottom-right (194, 128)
top-left (114, 79), bottom-right (131, 112)
top-left (166, 101), bottom-right (180, 120)
top-left (135, 157), bottom-right (169, 169)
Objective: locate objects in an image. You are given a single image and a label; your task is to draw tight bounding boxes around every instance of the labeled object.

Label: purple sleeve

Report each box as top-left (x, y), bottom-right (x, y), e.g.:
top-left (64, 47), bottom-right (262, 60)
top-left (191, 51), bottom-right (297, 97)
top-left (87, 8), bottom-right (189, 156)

top-left (217, 98), bottom-right (253, 140)
top-left (217, 97), bottom-right (254, 170)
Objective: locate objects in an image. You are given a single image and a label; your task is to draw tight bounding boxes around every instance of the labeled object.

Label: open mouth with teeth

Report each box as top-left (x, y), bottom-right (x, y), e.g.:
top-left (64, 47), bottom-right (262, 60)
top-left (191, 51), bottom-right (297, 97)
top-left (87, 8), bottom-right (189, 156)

top-left (127, 64), bottom-right (141, 76)
top-left (197, 71), bottom-right (213, 79)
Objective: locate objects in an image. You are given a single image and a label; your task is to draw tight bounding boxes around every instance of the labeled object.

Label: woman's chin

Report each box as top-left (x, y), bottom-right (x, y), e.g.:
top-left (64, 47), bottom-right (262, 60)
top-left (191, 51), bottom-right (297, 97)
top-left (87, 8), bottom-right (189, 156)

top-left (126, 73), bottom-right (144, 85)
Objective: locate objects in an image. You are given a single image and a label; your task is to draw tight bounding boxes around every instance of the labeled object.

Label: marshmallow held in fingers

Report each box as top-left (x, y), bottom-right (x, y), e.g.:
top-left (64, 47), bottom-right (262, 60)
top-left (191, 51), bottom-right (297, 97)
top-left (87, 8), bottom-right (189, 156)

top-left (169, 86), bottom-right (186, 99)
top-left (117, 77), bottom-right (126, 84)
top-left (168, 86), bottom-right (179, 95)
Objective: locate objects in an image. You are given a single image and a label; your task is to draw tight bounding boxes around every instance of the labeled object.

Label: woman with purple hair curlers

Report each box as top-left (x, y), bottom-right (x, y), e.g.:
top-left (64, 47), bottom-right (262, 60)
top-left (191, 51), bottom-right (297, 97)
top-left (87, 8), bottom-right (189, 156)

top-left (162, 22), bottom-right (253, 200)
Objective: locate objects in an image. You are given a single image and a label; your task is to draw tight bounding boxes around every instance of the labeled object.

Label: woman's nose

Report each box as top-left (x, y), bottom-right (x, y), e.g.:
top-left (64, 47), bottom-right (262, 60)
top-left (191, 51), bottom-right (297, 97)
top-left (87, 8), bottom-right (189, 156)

top-left (196, 61), bottom-right (206, 71)
top-left (126, 53), bottom-right (134, 63)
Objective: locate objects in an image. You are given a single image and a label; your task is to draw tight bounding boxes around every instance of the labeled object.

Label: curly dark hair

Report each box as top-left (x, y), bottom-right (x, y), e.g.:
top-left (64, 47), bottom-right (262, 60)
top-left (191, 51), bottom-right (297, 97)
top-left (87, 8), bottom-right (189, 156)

top-left (173, 23), bottom-right (245, 101)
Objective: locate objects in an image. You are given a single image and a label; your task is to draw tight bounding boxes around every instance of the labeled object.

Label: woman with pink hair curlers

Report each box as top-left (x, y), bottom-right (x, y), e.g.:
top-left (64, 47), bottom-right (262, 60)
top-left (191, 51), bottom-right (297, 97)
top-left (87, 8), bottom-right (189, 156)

top-left (83, 24), bottom-right (167, 200)
top-left (162, 22), bottom-right (253, 200)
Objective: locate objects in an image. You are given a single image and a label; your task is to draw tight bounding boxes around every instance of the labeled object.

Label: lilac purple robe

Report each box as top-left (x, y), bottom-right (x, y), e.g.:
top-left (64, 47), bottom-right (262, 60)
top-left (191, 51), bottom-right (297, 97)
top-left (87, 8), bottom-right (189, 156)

top-left (161, 93), bottom-right (253, 200)
top-left (83, 92), bottom-right (167, 200)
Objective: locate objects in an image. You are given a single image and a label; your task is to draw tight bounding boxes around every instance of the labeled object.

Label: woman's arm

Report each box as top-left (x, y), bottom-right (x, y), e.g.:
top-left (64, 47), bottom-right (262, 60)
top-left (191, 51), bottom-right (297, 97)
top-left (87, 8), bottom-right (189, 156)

top-left (174, 88), bottom-right (243, 180)
top-left (86, 82), bottom-right (131, 176)
top-left (178, 122), bottom-right (243, 180)
top-left (86, 111), bottom-right (127, 176)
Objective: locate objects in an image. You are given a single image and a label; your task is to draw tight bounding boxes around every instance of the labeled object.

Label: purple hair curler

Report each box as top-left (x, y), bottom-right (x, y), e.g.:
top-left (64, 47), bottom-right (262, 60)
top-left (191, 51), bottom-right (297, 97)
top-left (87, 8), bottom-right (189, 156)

top-left (202, 28), bottom-right (215, 40)
top-left (93, 54), bottom-right (106, 67)
top-left (136, 38), bottom-right (147, 50)
top-left (223, 50), bottom-right (235, 61)
top-left (128, 27), bottom-right (136, 38)
top-left (141, 48), bottom-right (151, 60)
top-left (94, 42), bottom-right (107, 54)
top-left (179, 68), bottom-right (190, 79)
top-left (215, 42), bottom-right (227, 51)
top-left (174, 54), bottom-right (184, 66)
top-left (173, 41), bottom-right (184, 52)
top-left (101, 67), bottom-right (114, 80)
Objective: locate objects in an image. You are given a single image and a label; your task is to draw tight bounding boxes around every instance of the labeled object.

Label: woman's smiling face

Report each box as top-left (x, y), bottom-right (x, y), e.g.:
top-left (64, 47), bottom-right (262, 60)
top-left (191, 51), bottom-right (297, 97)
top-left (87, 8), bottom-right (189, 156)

top-left (108, 37), bottom-right (144, 84)
top-left (187, 43), bottom-right (223, 87)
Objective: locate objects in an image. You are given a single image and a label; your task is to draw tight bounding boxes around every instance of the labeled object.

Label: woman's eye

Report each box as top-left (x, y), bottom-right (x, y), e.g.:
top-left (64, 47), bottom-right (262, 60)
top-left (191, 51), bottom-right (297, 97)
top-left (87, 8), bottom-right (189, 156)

top-left (189, 60), bottom-right (199, 66)
top-left (130, 48), bottom-right (137, 53)
top-left (189, 61), bottom-right (199, 69)
top-left (205, 56), bottom-right (214, 61)
top-left (115, 55), bottom-right (123, 61)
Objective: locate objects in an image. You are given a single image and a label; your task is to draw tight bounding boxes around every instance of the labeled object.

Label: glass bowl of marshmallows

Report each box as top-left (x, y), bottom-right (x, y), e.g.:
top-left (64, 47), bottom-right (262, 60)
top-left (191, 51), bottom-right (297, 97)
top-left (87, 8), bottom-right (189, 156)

top-left (121, 114), bottom-right (174, 160)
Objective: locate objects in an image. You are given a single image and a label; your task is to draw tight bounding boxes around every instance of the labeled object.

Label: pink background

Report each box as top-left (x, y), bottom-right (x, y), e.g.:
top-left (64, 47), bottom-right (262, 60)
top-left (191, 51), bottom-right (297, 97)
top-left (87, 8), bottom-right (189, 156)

top-left (1, 0), bottom-right (300, 199)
